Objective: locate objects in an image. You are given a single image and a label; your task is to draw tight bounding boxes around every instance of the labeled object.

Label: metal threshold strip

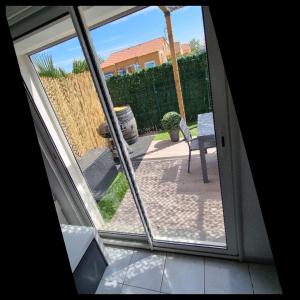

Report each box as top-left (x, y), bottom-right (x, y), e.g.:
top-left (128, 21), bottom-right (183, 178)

top-left (99, 231), bottom-right (226, 248)
top-left (100, 234), bottom-right (239, 260)
top-left (97, 230), bottom-right (233, 258)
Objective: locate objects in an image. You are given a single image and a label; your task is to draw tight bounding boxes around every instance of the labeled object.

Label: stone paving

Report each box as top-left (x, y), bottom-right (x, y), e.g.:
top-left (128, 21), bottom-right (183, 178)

top-left (102, 139), bottom-right (226, 246)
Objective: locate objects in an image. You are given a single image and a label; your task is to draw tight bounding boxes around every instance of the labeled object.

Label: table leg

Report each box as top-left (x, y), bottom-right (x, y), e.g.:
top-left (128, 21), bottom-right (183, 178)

top-left (200, 148), bottom-right (208, 183)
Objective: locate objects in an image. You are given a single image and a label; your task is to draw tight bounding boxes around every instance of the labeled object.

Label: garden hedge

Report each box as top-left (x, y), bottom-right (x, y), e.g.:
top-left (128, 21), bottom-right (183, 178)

top-left (106, 52), bottom-right (213, 133)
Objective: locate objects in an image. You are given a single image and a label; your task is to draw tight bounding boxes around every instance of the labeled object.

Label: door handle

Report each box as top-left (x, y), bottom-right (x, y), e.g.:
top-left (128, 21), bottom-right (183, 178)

top-left (221, 136), bottom-right (225, 147)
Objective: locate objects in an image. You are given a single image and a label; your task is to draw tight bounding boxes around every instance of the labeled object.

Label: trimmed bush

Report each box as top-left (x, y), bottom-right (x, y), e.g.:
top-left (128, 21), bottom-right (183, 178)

top-left (161, 112), bottom-right (181, 131)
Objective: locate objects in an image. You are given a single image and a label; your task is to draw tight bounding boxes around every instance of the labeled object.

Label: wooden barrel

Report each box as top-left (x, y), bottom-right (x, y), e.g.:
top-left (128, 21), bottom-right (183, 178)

top-left (114, 105), bottom-right (138, 145)
top-left (98, 105), bottom-right (138, 145)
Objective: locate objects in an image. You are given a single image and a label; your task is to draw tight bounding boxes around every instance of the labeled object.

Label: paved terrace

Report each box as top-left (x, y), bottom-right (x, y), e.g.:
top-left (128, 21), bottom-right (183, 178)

top-left (102, 138), bottom-right (226, 246)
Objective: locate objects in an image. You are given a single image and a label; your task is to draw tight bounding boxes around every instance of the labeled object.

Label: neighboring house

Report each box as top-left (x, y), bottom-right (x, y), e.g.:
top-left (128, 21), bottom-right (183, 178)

top-left (181, 43), bottom-right (191, 55)
top-left (173, 42), bottom-right (191, 57)
top-left (101, 37), bottom-right (170, 78)
top-left (101, 37), bottom-right (191, 78)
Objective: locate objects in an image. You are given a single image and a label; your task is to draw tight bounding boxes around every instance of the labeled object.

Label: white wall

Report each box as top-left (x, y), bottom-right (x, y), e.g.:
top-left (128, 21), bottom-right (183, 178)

top-left (203, 6), bottom-right (273, 263)
top-left (41, 150), bottom-right (74, 225)
top-left (223, 32), bottom-right (273, 264)
top-left (227, 85), bottom-right (273, 262)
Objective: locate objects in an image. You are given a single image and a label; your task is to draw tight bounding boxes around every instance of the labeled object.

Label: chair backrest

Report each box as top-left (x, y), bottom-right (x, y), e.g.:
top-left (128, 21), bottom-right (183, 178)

top-left (179, 118), bottom-right (192, 142)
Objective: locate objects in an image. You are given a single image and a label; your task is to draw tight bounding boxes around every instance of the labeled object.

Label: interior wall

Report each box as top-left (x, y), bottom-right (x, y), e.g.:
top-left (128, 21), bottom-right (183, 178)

top-left (38, 132), bottom-right (90, 227)
top-left (203, 7), bottom-right (274, 263)
top-left (41, 150), bottom-right (71, 225)
top-left (227, 84), bottom-right (273, 263)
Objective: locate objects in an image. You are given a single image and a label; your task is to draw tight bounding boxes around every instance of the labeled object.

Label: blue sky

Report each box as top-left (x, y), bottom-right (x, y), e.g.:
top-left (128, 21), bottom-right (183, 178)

top-left (32, 6), bottom-right (204, 73)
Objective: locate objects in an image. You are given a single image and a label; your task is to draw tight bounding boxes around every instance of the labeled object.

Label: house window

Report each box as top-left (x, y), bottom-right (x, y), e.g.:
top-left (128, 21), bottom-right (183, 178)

top-left (144, 60), bottom-right (156, 69)
top-left (118, 69), bottom-right (126, 76)
top-left (134, 64), bottom-right (141, 72)
top-left (104, 72), bottom-right (113, 79)
top-left (126, 65), bottom-right (135, 74)
top-left (126, 64), bottom-right (141, 74)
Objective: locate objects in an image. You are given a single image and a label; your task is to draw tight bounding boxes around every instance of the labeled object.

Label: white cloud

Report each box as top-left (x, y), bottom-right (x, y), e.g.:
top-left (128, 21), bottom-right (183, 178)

top-left (97, 44), bottom-right (132, 57)
top-left (92, 35), bottom-right (125, 48)
top-left (110, 6), bottom-right (159, 25)
top-left (102, 35), bottom-right (125, 43)
top-left (67, 45), bottom-right (81, 52)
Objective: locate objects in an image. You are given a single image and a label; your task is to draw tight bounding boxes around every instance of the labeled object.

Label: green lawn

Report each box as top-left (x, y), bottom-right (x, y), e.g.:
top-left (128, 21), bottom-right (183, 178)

top-left (97, 172), bottom-right (128, 222)
top-left (153, 121), bottom-right (197, 141)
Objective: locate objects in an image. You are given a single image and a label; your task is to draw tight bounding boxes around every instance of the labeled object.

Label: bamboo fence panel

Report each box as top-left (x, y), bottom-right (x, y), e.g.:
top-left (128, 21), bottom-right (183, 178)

top-left (41, 72), bottom-right (108, 160)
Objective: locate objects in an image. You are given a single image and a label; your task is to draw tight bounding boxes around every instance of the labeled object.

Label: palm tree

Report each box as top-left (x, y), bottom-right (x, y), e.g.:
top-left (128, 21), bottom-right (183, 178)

top-left (33, 53), bottom-right (67, 78)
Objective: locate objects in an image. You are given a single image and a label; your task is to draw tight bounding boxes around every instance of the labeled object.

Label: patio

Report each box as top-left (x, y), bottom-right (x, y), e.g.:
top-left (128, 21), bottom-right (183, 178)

top-left (101, 137), bottom-right (226, 246)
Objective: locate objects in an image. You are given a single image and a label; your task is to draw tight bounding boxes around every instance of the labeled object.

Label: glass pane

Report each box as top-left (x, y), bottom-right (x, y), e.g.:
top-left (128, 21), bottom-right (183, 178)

top-left (82, 6), bottom-right (226, 247)
top-left (29, 14), bottom-right (145, 236)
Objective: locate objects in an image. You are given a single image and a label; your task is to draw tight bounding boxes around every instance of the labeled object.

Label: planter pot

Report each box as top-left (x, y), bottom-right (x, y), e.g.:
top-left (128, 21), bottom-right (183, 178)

top-left (168, 129), bottom-right (180, 142)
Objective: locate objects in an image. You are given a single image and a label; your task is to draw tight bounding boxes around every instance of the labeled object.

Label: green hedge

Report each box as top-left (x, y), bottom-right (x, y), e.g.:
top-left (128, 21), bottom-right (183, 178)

top-left (106, 53), bottom-right (213, 133)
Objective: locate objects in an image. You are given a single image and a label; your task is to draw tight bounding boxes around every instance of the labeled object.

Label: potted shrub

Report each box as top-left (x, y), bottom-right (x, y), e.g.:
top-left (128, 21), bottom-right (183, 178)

top-left (161, 111), bottom-right (181, 142)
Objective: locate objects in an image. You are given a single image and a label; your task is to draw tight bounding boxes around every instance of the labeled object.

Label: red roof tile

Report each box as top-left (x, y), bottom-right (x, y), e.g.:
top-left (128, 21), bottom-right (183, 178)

top-left (101, 37), bottom-right (168, 69)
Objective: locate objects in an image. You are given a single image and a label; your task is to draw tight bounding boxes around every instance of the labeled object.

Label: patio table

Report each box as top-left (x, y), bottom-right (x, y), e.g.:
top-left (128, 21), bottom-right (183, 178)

top-left (197, 112), bottom-right (216, 183)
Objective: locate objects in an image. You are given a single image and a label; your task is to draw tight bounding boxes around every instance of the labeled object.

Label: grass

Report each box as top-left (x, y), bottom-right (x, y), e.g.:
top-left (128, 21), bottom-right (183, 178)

top-left (97, 172), bottom-right (129, 222)
top-left (153, 121), bottom-right (198, 141)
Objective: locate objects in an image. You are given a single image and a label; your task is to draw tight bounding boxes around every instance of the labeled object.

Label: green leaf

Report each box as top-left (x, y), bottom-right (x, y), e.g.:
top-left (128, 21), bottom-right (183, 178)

top-left (72, 59), bottom-right (89, 74)
top-left (33, 53), bottom-right (68, 78)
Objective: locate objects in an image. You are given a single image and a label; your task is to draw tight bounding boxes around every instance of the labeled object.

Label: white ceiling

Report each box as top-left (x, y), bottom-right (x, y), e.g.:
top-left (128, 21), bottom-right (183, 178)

top-left (6, 6), bottom-right (46, 25)
top-left (6, 6), bottom-right (32, 20)
top-left (8, 6), bottom-right (144, 55)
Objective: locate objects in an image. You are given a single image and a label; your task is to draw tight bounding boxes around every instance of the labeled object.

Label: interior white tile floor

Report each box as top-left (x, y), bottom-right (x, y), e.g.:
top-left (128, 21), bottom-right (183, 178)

top-left (95, 245), bottom-right (282, 294)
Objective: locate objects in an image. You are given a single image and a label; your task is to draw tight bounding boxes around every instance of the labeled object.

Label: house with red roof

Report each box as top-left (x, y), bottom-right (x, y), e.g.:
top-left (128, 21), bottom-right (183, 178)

top-left (100, 37), bottom-right (191, 78)
top-left (174, 42), bottom-right (191, 56)
top-left (181, 43), bottom-right (191, 55)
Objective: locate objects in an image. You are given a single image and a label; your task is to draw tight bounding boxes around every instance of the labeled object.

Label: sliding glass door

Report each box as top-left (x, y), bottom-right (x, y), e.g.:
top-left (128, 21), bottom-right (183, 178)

top-left (12, 5), bottom-right (238, 256)
top-left (17, 9), bottom-right (151, 246)
top-left (77, 5), bottom-right (237, 255)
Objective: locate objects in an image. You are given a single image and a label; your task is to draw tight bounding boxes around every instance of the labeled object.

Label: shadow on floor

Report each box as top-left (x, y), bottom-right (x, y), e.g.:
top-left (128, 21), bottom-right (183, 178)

top-left (129, 135), bottom-right (154, 170)
top-left (138, 139), bottom-right (184, 157)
